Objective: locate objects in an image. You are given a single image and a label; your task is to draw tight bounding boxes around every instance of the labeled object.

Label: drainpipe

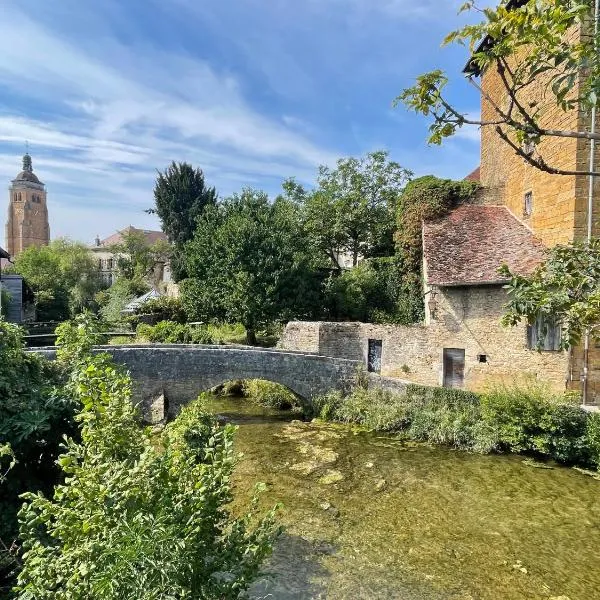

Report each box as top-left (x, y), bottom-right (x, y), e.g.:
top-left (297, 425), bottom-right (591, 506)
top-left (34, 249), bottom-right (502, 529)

top-left (583, 0), bottom-right (600, 406)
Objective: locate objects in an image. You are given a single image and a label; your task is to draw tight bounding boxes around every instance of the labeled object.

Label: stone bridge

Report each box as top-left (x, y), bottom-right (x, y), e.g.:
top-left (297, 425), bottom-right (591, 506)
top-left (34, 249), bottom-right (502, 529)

top-left (33, 344), bottom-right (363, 422)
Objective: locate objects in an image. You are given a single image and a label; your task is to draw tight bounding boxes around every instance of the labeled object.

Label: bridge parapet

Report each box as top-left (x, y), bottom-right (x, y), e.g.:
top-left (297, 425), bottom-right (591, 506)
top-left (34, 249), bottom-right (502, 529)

top-left (31, 344), bottom-right (362, 423)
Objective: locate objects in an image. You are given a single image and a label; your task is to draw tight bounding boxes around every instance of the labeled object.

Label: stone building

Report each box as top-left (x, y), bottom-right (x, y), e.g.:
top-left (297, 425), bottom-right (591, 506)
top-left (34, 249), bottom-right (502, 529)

top-left (90, 226), bottom-right (170, 287)
top-left (282, 1), bottom-right (600, 404)
top-left (5, 153), bottom-right (50, 256)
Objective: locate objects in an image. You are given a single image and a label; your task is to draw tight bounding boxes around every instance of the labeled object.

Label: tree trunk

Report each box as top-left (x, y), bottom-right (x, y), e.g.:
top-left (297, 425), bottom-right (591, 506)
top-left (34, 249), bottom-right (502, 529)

top-left (246, 328), bottom-right (257, 346)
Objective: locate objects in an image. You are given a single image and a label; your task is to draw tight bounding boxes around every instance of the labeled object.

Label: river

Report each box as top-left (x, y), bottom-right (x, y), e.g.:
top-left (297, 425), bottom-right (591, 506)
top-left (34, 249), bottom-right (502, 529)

top-left (205, 395), bottom-right (600, 600)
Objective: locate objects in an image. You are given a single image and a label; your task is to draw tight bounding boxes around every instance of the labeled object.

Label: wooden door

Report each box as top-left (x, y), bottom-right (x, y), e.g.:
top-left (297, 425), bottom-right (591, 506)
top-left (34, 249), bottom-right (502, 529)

top-left (443, 348), bottom-right (465, 388)
top-left (368, 339), bottom-right (382, 373)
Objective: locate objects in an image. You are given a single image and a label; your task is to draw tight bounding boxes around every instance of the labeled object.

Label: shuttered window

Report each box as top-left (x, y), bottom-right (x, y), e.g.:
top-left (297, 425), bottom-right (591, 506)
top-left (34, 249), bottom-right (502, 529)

top-left (527, 315), bottom-right (561, 351)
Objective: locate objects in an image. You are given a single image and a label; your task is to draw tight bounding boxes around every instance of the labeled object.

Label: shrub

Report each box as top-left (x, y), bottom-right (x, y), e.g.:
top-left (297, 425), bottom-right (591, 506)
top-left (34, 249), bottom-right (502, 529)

top-left (586, 412), bottom-right (600, 469)
top-left (403, 385), bottom-right (486, 450)
top-left (206, 322), bottom-right (247, 344)
top-left (242, 379), bottom-right (298, 409)
top-left (16, 322), bottom-right (280, 599)
top-left (136, 320), bottom-right (213, 344)
top-left (480, 383), bottom-right (589, 464)
top-left (134, 296), bottom-right (187, 324)
top-left (0, 322), bottom-right (77, 595)
top-left (313, 381), bottom-right (598, 466)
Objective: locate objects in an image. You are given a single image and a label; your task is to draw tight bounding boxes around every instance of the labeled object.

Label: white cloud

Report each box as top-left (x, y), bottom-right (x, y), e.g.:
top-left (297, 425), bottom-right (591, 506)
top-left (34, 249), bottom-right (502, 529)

top-left (0, 3), bottom-right (340, 244)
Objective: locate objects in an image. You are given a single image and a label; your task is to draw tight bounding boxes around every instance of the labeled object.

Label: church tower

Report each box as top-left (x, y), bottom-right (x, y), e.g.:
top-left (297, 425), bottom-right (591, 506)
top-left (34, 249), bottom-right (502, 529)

top-left (5, 153), bottom-right (50, 256)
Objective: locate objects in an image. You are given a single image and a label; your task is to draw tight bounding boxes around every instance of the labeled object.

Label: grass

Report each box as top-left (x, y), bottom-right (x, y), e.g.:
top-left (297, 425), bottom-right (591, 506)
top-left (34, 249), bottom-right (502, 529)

top-left (312, 380), bottom-right (600, 470)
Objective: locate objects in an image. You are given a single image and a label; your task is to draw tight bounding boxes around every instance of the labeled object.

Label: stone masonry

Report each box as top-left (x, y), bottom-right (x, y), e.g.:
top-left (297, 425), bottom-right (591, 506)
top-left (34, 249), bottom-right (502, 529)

top-left (282, 285), bottom-right (570, 394)
top-left (32, 344), bottom-right (362, 422)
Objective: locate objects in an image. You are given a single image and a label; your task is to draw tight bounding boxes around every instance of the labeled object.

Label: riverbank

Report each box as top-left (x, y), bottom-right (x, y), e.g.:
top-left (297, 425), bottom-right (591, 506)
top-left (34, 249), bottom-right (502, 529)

top-left (205, 395), bottom-right (600, 599)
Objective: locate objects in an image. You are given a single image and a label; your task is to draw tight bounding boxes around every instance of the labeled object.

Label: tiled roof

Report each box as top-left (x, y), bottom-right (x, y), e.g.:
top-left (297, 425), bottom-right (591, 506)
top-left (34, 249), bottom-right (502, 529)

top-left (464, 166), bottom-right (480, 182)
top-left (423, 205), bottom-right (546, 286)
top-left (94, 226), bottom-right (167, 248)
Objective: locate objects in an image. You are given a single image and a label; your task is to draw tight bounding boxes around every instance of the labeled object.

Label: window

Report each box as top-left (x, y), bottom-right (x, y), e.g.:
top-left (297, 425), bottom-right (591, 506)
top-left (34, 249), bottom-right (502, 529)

top-left (527, 315), bottom-right (561, 351)
top-left (477, 354), bottom-right (488, 363)
top-left (367, 339), bottom-right (382, 373)
top-left (107, 258), bottom-right (114, 270)
top-left (524, 191), bottom-right (533, 217)
top-left (443, 348), bottom-right (465, 388)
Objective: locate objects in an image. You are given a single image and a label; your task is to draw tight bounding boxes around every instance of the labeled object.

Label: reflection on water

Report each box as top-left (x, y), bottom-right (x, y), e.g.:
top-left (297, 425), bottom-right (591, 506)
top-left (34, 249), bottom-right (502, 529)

top-left (206, 396), bottom-right (600, 600)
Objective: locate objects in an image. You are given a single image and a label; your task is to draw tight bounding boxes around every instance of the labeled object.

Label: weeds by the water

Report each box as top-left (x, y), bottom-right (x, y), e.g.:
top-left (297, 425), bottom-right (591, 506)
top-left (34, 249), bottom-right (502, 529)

top-left (312, 382), bottom-right (600, 470)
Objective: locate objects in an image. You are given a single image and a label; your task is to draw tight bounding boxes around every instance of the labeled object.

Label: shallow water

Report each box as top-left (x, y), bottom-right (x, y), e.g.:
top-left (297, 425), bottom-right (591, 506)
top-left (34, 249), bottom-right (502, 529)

top-left (206, 396), bottom-right (600, 600)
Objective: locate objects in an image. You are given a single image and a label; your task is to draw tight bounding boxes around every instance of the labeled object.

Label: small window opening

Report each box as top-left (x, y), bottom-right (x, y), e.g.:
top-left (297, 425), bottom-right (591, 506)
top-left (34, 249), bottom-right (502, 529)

top-left (527, 315), bottom-right (561, 351)
top-left (478, 354), bottom-right (487, 363)
top-left (524, 191), bottom-right (533, 217)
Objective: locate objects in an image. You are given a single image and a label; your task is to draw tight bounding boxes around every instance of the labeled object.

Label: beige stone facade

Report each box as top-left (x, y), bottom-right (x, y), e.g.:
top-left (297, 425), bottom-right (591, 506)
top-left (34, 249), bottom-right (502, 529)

top-left (282, 283), bottom-right (569, 394)
top-left (5, 154), bottom-right (50, 256)
top-left (477, 20), bottom-right (600, 403)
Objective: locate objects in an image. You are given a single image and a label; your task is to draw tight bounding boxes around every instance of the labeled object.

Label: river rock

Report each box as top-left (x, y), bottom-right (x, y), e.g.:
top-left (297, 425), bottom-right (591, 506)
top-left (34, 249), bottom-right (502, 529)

top-left (318, 469), bottom-right (344, 485)
top-left (289, 461), bottom-right (320, 475)
top-left (375, 478), bottom-right (387, 491)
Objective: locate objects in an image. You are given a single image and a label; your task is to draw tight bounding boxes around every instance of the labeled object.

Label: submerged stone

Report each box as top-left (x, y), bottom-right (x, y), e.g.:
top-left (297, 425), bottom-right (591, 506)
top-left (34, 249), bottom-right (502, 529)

top-left (318, 469), bottom-right (344, 485)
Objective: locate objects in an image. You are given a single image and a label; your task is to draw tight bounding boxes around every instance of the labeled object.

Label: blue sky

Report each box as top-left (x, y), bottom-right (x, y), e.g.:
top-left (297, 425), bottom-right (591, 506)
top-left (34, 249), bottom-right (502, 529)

top-left (0, 0), bottom-right (482, 244)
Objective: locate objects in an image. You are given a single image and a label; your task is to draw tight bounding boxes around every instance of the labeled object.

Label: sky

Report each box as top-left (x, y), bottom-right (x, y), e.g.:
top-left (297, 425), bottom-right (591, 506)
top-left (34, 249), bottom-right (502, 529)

top-left (0, 0), bottom-right (483, 245)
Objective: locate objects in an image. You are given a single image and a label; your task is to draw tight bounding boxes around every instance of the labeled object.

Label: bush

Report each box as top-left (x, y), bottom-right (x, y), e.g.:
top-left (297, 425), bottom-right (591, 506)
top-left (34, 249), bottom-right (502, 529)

top-left (0, 322), bottom-right (77, 594)
top-left (136, 320), bottom-right (213, 344)
top-left (586, 412), bottom-right (600, 468)
top-left (16, 321), bottom-right (280, 599)
top-left (480, 383), bottom-right (589, 464)
top-left (313, 381), bottom-right (599, 467)
top-left (242, 379), bottom-right (298, 409)
top-left (134, 296), bottom-right (187, 324)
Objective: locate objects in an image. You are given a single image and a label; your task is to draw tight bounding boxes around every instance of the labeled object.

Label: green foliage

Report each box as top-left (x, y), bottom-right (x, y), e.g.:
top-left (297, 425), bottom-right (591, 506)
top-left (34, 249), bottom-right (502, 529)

top-left (150, 161), bottom-right (217, 281)
top-left (0, 290), bottom-right (11, 318)
top-left (10, 239), bottom-right (103, 321)
top-left (182, 189), bottom-right (322, 344)
top-left (242, 380), bottom-right (298, 410)
top-left (0, 321), bottom-right (76, 594)
top-left (96, 277), bottom-right (150, 325)
top-left (314, 381), bottom-right (600, 468)
top-left (134, 296), bottom-right (186, 323)
top-left (481, 383), bottom-right (589, 463)
top-left (109, 229), bottom-right (172, 287)
top-left (136, 320), bottom-right (213, 344)
top-left (205, 323), bottom-right (247, 345)
top-left (392, 176), bottom-right (479, 324)
top-left (296, 151), bottom-right (412, 269)
top-left (501, 238), bottom-right (600, 349)
top-left (151, 161), bottom-right (217, 247)
top-left (16, 322), bottom-right (279, 599)
top-left (586, 412), bottom-right (600, 468)
top-left (397, 1), bottom-right (599, 176)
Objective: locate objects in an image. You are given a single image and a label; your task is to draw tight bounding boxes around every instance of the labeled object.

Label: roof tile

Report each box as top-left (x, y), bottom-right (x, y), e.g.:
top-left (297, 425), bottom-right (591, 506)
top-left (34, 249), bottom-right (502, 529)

top-left (423, 205), bottom-right (546, 286)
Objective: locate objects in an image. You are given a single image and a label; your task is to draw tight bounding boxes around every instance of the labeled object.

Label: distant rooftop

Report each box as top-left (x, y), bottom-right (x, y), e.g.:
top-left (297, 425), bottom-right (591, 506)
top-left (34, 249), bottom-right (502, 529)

top-left (423, 205), bottom-right (545, 287)
top-left (464, 166), bottom-right (480, 182)
top-left (92, 226), bottom-right (167, 248)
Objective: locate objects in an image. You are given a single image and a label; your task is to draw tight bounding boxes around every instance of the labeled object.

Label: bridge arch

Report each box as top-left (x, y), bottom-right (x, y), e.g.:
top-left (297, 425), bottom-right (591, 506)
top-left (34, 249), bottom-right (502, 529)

top-left (31, 345), bottom-right (361, 423)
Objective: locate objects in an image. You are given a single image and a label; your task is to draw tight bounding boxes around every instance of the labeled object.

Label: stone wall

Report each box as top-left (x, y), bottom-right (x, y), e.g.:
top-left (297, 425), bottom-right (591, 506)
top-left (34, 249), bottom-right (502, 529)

top-left (281, 285), bottom-right (572, 396)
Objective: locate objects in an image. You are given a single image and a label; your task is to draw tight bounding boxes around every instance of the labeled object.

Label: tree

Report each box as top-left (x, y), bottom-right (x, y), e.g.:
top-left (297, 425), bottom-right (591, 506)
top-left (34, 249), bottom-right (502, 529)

top-left (182, 189), bottom-right (321, 344)
top-left (500, 238), bottom-right (600, 348)
top-left (398, 0), bottom-right (600, 176)
top-left (11, 239), bottom-right (102, 321)
top-left (15, 317), bottom-right (279, 598)
top-left (109, 229), bottom-right (172, 288)
top-left (298, 151), bottom-right (412, 269)
top-left (150, 161), bottom-right (217, 246)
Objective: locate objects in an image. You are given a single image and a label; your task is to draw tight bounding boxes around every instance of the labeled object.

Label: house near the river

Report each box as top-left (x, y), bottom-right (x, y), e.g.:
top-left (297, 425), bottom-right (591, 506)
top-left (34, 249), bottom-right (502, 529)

top-left (282, 2), bottom-right (600, 405)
